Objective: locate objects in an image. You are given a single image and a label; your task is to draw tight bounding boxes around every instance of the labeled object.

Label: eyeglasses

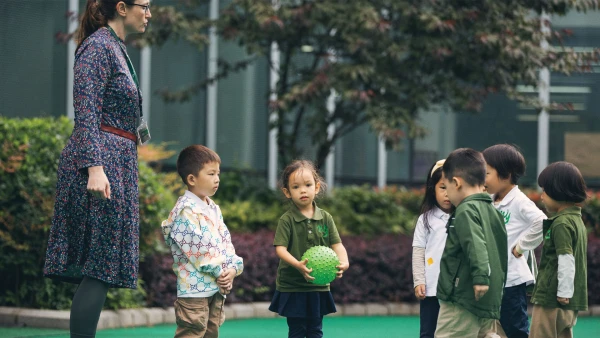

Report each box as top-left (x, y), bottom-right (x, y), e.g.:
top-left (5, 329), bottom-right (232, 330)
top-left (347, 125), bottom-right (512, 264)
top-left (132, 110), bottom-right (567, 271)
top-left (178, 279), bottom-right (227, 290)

top-left (130, 3), bottom-right (151, 13)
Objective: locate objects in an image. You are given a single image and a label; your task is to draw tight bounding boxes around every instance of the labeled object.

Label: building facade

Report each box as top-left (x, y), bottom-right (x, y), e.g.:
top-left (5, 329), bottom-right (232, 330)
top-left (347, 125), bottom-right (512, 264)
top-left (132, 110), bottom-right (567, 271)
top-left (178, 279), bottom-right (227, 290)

top-left (1, 1), bottom-right (599, 187)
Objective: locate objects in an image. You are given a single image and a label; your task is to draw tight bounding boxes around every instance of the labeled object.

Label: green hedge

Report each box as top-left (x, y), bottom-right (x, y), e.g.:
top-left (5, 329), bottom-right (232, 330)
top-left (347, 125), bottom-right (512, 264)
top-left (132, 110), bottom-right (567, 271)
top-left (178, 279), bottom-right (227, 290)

top-left (0, 117), bottom-right (174, 310)
top-left (2, 117), bottom-right (600, 310)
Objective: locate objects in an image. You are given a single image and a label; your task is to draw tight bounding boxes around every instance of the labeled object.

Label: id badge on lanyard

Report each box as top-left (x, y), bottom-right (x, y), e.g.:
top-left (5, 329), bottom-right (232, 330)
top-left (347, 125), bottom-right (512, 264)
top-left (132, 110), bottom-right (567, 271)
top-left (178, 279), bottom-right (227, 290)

top-left (137, 119), bottom-right (151, 145)
top-left (107, 26), bottom-right (151, 145)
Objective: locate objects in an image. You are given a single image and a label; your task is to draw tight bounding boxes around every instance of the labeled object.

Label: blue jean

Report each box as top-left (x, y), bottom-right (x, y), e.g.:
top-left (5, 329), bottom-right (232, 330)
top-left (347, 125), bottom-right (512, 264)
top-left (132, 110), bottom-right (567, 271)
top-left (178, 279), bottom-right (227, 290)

top-left (500, 283), bottom-right (529, 338)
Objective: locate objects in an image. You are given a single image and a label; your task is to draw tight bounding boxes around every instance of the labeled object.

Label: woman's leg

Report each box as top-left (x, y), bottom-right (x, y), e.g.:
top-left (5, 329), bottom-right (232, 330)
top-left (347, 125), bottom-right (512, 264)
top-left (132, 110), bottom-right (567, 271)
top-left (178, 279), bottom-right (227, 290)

top-left (70, 276), bottom-right (109, 338)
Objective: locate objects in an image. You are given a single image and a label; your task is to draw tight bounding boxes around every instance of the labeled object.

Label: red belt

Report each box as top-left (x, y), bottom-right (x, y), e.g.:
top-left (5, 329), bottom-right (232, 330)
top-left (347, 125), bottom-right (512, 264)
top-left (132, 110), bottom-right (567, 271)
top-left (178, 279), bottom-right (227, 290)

top-left (100, 124), bottom-right (137, 143)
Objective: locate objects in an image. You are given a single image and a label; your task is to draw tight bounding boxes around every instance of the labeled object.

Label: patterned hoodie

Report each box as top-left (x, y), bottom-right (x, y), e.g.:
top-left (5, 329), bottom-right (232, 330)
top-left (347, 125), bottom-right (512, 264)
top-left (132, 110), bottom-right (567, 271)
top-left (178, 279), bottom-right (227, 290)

top-left (162, 191), bottom-right (244, 297)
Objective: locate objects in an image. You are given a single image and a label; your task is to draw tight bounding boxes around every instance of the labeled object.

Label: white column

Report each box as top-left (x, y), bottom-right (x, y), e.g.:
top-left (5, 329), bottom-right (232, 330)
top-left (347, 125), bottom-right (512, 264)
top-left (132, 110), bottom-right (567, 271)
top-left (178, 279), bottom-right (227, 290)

top-left (268, 0), bottom-right (281, 190)
top-left (206, 0), bottom-right (219, 150)
top-left (325, 91), bottom-right (336, 190)
top-left (268, 41), bottom-right (280, 190)
top-left (537, 12), bottom-right (551, 178)
top-left (140, 46), bottom-right (152, 125)
top-left (66, 0), bottom-right (78, 119)
top-left (378, 134), bottom-right (387, 189)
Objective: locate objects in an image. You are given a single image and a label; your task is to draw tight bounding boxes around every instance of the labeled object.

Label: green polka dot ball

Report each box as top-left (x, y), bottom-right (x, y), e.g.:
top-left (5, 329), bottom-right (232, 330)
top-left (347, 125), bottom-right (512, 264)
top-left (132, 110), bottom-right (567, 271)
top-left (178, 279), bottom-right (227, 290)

top-left (301, 245), bottom-right (340, 285)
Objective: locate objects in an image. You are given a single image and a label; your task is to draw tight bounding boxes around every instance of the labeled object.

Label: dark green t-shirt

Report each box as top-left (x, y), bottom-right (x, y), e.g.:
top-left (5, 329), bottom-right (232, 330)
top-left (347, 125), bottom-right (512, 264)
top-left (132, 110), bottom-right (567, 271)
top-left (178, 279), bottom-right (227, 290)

top-left (532, 206), bottom-right (588, 311)
top-left (273, 204), bottom-right (342, 292)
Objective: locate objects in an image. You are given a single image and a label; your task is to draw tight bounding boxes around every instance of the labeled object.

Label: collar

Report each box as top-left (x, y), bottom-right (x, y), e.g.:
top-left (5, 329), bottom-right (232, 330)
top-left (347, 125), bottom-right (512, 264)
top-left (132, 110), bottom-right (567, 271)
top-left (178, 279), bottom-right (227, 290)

top-left (494, 185), bottom-right (519, 207)
top-left (547, 206), bottom-right (582, 221)
top-left (432, 206), bottom-right (450, 220)
top-left (290, 202), bottom-right (324, 222)
top-left (460, 193), bottom-right (493, 205)
top-left (184, 190), bottom-right (217, 213)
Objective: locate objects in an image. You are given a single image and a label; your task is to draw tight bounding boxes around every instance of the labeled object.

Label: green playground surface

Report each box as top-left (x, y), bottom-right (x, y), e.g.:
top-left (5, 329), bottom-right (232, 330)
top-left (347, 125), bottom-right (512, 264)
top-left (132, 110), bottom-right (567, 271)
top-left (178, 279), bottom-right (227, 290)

top-left (1, 316), bottom-right (599, 338)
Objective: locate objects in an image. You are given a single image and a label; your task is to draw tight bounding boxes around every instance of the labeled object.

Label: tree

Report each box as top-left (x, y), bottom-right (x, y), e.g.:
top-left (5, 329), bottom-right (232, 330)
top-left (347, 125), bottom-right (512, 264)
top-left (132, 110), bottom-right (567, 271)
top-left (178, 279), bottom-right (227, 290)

top-left (142, 0), bottom-right (599, 168)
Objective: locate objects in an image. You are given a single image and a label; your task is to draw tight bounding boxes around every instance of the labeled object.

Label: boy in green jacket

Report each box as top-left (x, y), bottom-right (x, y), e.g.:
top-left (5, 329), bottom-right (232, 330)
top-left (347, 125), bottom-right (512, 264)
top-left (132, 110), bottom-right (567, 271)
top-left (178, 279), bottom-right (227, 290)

top-left (435, 148), bottom-right (508, 338)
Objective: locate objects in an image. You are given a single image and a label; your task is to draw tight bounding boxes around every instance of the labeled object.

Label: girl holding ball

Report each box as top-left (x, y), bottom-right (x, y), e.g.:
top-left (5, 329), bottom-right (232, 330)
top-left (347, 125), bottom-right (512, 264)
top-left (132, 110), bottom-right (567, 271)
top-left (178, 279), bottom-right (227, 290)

top-left (269, 160), bottom-right (349, 338)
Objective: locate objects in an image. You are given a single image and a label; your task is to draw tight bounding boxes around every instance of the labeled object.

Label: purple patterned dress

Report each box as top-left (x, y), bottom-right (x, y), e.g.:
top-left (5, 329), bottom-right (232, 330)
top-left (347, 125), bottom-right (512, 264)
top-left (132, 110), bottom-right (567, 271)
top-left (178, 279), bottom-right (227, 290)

top-left (44, 27), bottom-right (141, 289)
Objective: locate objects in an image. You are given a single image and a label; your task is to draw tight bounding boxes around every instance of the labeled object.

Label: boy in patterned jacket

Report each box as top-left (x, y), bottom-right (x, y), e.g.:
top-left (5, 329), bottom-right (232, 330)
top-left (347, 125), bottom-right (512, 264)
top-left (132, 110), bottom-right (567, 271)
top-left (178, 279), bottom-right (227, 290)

top-left (162, 145), bottom-right (244, 338)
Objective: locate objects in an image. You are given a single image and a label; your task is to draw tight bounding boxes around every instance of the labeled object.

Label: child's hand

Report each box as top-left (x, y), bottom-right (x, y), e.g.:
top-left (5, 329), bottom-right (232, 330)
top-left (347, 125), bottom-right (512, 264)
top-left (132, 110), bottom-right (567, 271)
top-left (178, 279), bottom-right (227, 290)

top-left (512, 245), bottom-right (523, 258)
top-left (217, 268), bottom-right (236, 289)
top-left (414, 284), bottom-right (426, 300)
top-left (335, 261), bottom-right (349, 279)
top-left (219, 285), bottom-right (232, 295)
top-left (296, 259), bottom-right (315, 282)
top-left (473, 285), bottom-right (489, 301)
top-left (557, 297), bottom-right (570, 305)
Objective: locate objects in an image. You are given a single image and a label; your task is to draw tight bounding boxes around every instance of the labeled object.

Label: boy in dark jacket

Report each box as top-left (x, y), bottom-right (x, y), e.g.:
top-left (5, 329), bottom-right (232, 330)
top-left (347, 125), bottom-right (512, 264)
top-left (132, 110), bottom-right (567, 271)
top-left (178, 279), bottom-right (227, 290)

top-left (435, 148), bottom-right (508, 338)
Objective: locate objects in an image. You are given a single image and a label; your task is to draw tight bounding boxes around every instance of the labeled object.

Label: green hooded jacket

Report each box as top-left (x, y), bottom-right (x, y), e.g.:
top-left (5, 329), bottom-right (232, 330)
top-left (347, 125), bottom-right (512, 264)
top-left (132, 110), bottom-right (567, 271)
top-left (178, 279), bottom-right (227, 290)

top-left (436, 193), bottom-right (508, 319)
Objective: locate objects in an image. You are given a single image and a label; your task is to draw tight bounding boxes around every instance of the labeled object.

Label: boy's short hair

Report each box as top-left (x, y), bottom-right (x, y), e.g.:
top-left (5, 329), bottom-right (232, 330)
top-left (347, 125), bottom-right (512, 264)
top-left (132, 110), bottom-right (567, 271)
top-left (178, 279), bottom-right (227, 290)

top-left (177, 145), bottom-right (221, 186)
top-left (538, 161), bottom-right (587, 203)
top-left (443, 148), bottom-right (486, 186)
top-left (482, 144), bottom-right (526, 185)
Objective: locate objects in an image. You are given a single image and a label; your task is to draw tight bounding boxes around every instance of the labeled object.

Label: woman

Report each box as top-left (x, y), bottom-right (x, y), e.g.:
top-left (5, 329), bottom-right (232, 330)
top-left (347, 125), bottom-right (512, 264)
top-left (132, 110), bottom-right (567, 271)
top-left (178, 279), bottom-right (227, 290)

top-left (44, 1), bottom-right (151, 337)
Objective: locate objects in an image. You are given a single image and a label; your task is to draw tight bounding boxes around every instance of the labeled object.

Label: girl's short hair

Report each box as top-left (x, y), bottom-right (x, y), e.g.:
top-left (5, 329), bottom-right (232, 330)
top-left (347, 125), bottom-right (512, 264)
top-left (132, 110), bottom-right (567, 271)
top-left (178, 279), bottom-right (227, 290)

top-left (538, 161), bottom-right (587, 203)
top-left (482, 144), bottom-right (526, 185)
top-left (279, 160), bottom-right (327, 197)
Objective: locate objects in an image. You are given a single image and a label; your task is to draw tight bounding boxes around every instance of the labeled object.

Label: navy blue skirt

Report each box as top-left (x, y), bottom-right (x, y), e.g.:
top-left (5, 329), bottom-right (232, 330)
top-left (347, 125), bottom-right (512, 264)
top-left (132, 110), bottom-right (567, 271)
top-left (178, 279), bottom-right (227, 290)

top-left (269, 291), bottom-right (337, 318)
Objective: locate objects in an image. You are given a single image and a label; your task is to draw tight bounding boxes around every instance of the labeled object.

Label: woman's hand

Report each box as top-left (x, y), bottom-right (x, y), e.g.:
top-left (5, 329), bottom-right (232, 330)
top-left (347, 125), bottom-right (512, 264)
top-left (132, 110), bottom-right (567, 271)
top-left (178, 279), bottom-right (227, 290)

top-left (414, 284), bottom-right (426, 300)
top-left (296, 259), bottom-right (315, 282)
top-left (87, 166), bottom-right (111, 199)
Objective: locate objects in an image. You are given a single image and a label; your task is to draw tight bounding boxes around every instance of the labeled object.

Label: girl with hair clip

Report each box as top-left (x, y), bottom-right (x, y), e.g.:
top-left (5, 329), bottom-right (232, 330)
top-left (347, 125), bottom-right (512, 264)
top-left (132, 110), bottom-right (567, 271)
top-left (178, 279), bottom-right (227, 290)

top-left (43, 1), bottom-right (151, 337)
top-left (412, 160), bottom-right (454, 338)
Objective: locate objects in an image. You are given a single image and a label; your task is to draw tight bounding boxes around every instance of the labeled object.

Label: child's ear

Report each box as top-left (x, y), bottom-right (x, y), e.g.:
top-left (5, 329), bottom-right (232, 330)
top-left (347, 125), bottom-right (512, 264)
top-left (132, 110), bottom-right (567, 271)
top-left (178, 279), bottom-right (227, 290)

top-left (282, 188), bottom-right (291, 198)
top-left (452, 177), bottom-right (462, 190)
top-left (187, 174), bottom-right (196, 186)
top-left (315, 181), bottom-right (321, 194)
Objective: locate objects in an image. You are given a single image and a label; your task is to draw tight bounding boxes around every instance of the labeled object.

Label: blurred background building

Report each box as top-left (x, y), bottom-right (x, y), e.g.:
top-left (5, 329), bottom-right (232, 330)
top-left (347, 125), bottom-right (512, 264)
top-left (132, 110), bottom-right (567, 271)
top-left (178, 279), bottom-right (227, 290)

top-left (2, 1), bottom-right (599, 187)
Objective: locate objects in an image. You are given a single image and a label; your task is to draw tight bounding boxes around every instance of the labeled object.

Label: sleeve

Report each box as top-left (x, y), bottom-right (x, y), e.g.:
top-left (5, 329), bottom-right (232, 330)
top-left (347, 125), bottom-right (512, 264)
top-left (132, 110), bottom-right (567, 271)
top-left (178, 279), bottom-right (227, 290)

top-left (169, 208), bottom-right (224, 278)
top-left (273, 216), bottom-right (292, 247)
top-left (72, 40), bottom-right (112, 171)
top-left (412, 214), bottom-right (427, 248)
top-left (515, 199), bottom-right (547, 253)
top-left (219, 210), bottom-right (244, 277)
top-left (454, 208), bottom-right (490, 285)
top-left (557, 254), bottom-right (575, 298)
top-left (327, 213), bottom-right (342, 245)
top-left (412, 246), bottom-right (426, 287)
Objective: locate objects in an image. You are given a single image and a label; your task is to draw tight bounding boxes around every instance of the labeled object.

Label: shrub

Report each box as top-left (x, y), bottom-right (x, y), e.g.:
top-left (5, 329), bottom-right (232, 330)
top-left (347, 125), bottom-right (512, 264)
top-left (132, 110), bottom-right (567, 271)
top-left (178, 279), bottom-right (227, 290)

top-left (143, 230), bottom-right (600, 306)
top-left (0, 117), bottom-right (172, 309)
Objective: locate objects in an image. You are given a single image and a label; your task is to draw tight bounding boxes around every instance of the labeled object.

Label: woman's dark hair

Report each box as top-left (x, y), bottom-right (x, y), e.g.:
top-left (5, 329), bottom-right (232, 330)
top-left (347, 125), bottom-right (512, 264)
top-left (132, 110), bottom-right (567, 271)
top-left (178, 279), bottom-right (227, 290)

top-left (538, 161), bottom-right (587, 203)
top-left (418, 164), bottom-right (454, 232)
top-left (482, 144), bottom-right (526, 185)
top-left (76, 0), bottom-right (133, 52)
top-left (279, 160), bottom-right (327, 198)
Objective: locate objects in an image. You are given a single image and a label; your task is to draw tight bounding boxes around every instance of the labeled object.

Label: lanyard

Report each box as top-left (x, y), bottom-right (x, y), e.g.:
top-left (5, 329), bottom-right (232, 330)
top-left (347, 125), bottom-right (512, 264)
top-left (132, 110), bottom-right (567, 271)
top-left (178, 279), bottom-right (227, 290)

top-left (106, 26), bottom-right (143, 118)
top-left (106, 26), bottom-right (139, 88)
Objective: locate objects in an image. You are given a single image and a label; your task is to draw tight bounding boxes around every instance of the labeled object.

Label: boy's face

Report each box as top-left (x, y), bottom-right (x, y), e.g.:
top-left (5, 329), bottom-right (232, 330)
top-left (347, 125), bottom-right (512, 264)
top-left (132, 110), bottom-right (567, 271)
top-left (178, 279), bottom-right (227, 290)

top-left (485, 164), bottom-right (510, 195)
top-left (187, 161), bottom-right (220, 201)
top-left (442, 172), bottom-right (461, 207)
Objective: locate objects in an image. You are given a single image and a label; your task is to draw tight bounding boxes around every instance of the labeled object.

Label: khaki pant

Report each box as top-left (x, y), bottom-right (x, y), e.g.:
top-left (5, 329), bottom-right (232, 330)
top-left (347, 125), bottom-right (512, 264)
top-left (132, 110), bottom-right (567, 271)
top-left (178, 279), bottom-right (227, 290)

top-left (174, 293), bottom-right (226, 338)
top-left (529, 305), bottom-right (578, 338)
top-left (435, 300), bottom-right (500, 338)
